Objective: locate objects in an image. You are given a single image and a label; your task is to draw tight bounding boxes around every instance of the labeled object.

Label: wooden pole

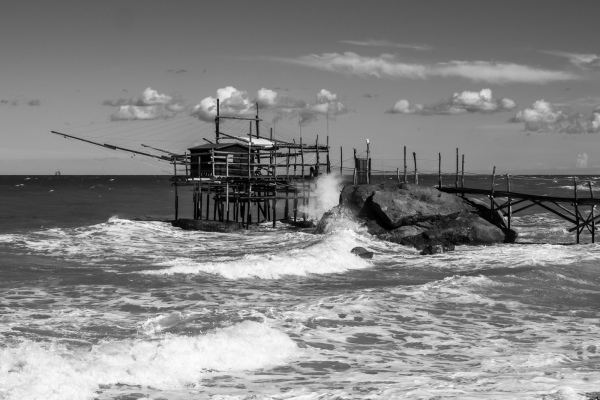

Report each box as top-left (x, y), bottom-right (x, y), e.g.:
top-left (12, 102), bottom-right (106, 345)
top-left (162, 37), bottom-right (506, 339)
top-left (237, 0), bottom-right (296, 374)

top-left (507, 174), bottom-right (512, 230)
top-left (438, 152), bottom-right (442, 189)
top-left (490, 166), bottom-right (496, 215)
top-left (326, 136), bottom-right (331, 174)
top-left (574, 178), bottom-right (580, 244)
top-left (589, 181), bottom-right (595, 243)
top-left (403, 146), bottom-right (407, 183)
top-left (461, 155), bottom-right (465, 188)
top-left (396, 168), bottom-right (400, 184)
top-left (413, 152), bottom-right (418, 185)
top-left (216, 99), bottom-right (220, 144)
top-left (366, 140), bottom-right (370, 185)
top-left (316, 135), bottom-right (320, 176)
top-left (300, 137), bottom-right (305, 178)
top-left (226, 182), bottom-right (230, 222)
top-left (340, 146), bottom-right (343, 176)
top-left (455, 148), bottom-right (459, 188)
top-left (198, 179), bottom-right (203, 220)
top-left (206, 183), bottom-right (210, 220)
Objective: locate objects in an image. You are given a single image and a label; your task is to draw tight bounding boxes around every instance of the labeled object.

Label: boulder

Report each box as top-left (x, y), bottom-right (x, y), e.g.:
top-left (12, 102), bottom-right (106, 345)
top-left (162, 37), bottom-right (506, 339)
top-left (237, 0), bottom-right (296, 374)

top-left (351, 247), bottom-right (374, 259)
top-left (317, 182), bottom-right (518, 252)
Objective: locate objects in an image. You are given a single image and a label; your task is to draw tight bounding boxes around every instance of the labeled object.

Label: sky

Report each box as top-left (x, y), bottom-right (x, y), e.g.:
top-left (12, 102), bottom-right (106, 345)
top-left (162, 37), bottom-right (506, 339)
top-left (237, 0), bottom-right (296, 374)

top-left (1, 0), bottom-right (600, 175)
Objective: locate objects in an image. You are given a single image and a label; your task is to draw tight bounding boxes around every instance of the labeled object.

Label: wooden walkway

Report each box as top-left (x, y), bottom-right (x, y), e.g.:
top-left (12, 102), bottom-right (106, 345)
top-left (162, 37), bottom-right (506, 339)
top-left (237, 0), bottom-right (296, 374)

top-left (439, 186), bottom-right (599, 243)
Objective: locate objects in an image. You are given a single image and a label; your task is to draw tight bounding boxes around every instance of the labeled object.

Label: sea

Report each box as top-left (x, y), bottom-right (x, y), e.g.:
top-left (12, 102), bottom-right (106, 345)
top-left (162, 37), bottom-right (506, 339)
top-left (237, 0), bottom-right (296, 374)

top-left (1, 174), bottom-right (600, 400)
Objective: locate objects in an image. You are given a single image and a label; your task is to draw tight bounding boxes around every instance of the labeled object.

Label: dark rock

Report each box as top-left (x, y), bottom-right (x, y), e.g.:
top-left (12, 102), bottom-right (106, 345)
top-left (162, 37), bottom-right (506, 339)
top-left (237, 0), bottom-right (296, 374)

top-left (378, 225), bottom-right (426, 243)
top-left (318, 183), bottom-right (517, 252)
top-left (420, 241), bottom-right (456, 255)
top-left (351, 247), bottom-right (374, 259)
top-left (172, 219), bottom-right (244, 232)
top-left (281, 219), bottom-right (315, 228)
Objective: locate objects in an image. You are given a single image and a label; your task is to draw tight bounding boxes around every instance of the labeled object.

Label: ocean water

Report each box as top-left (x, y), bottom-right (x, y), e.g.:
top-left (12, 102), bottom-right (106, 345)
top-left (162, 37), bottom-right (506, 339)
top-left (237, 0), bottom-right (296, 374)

top-left (1, 174), bottom-right (600, 400)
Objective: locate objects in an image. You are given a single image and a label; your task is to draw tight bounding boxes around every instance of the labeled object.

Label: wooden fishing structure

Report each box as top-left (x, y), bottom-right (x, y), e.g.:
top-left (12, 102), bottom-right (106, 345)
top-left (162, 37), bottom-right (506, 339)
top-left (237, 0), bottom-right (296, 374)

top-left (53, 100), bottom-right (331, 228)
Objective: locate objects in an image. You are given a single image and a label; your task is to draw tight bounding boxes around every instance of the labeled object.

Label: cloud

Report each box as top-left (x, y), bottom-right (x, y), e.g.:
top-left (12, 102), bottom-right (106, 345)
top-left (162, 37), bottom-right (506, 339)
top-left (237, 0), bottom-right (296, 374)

top-left (280, 52), bottom-right (581, 84)
top-left (167, 69), bottom-right (188, 74)
top-left (191, 86), bottom-right (255, 122)
top-left (510, 100), bottom-right (600, 134)
top-left (542, 50), bottom-right (600, 70)
top-left (387, 88), bottom-right (516, 116)
top-left (257, 88), bottom-right (278, 107)
top-left (298, 89), bottom-right (348, 126)
top-left (576, 153), bottom-right (589, 168)
top-left (111, 105), bottom-right (160, 121)
top-left (106, 87), bottom-right (185, 121)
top-left (1, 97), bottom-right (41, 107)
top-left (341, 39), bottom-right (432, 51)
top-left (191, 87), bottom-right (347, 126)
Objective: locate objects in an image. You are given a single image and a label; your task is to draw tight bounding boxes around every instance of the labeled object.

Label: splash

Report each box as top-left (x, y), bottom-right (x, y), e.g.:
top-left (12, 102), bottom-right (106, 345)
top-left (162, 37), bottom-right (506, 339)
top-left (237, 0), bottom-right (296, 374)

top-left (300, 174), bottom-right (343, 221)
top-left (0, 321), bottom-right (298, 400)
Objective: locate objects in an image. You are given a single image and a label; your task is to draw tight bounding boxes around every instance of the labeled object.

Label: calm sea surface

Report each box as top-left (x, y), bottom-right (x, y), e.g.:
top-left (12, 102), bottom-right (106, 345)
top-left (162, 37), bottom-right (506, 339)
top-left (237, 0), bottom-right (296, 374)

top-left (1, 174), bottom-right (600, 400)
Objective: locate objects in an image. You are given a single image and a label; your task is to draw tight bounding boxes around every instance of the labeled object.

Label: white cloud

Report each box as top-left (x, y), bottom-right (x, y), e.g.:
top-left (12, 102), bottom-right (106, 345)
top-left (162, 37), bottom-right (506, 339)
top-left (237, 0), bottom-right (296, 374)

top-left (192, 87), bottom-right (347, 126)
top-left (281, 52), bottom-right (581, 84)
top-left (387, 89), bottom-right (516, 115)
top-left (111, 105), bottom-right (160, 121)
top-left (141, 87), bottom-right (173, 105)
top-left (257, 88), bottom-right (278, 107)
top-left (340, 39), bottom-right (432, 51)
top-left (510, 100), bottom-right (600, 134)
top-left (191, 87), bottom-right (254, 122)
top-left (542, 50), bottom-right (600, 70)
top-left (106, 87), bottom-right (185, 121)
top-left (576, 153), bottom-right (588, 168)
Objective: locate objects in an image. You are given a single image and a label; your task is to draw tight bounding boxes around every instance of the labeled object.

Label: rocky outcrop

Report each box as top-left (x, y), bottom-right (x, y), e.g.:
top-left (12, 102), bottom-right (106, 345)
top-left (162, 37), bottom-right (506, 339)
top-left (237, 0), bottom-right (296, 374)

top-left (317, 182), bottom-right (517, 253)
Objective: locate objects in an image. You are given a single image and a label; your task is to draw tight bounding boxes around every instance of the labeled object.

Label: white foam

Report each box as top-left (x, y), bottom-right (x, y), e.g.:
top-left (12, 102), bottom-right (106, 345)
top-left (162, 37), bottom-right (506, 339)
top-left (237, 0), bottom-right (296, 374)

top-left (0, 321), bottom-right (297, 400)
top-left (142, 229), bottom-right (372, 279)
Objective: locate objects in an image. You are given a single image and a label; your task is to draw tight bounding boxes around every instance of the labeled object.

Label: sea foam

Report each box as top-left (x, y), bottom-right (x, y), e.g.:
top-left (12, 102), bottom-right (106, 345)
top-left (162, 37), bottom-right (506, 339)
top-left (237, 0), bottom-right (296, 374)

top-left (0, 321), bottom-right (297, 400)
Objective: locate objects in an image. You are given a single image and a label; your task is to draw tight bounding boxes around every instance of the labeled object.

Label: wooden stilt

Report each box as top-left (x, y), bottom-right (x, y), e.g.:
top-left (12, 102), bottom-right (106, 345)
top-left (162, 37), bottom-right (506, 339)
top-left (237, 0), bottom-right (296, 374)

top-left (490, 166), bottom-right (496, 215)
top-left (455, 148), bottom-right (459, 188)
top-left (413, 152), bottom-right (418, 185)
top-left (438, 152), bottom-right (442, 189)
top-left (507, 174), bottom-right (512, 230)
top-left (590, 181), bottom-right (596, 243)
top-left (403, 146), bottom-right (407, 184)
top-left (574, 178), bottom-right (580, 244)
top-left (340, 146), bottom-right (343, 176)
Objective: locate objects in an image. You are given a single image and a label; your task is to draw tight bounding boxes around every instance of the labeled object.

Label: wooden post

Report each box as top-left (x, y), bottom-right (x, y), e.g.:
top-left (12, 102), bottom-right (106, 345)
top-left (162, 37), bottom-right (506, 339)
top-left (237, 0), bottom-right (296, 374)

top-left (316, 135), bottom-right (320, 176)
top-left (413, 152), bottom-right (418, 185)
top-left (396, 168), bottom-right (400, 184)
top-left (300, 137), bottom-right (305, 178)
top-left (272, 189), bottom-right (277, 228)
top-left (226, 182), bottom-right (230, 222)
top-left (507, 174), bottom-right (512, 230)
top-left (326, 136), bottom-right (331, 174)
top-left (215, 99), bottom-right (220, 144)
top-left (247, 183), bottom-right (253, 228)
top-left (490, 166), bottom-right (496, 215)
top-left (589, 181), bottom-right (595, 243)
top-left (198, 180), bottom-right (203, 220)
top-left (438, 152), bottom-right (442, 189)
top-left (366, 139), bottom-right (370, 184)
top-left (340, 146), bottom-right (343, 176)
top-left (574, 178), bottom-right (580, 244)
top-left (461, 155), bottom-right (465, 188)
top-left (455, 148), bottom-right (459, 188)
top-left (403, 146), bottom-right (407, 183)
top-left (206, 183), bottom-right (210, 220)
